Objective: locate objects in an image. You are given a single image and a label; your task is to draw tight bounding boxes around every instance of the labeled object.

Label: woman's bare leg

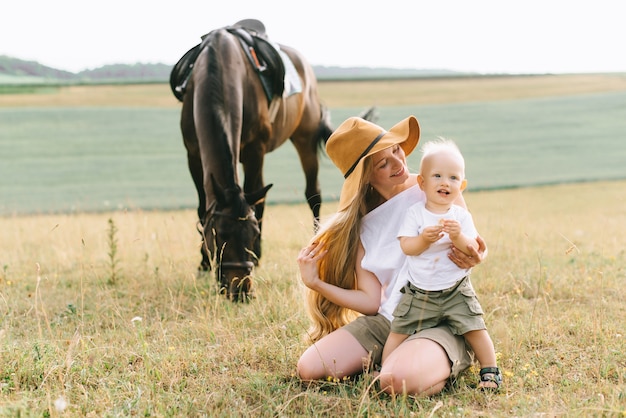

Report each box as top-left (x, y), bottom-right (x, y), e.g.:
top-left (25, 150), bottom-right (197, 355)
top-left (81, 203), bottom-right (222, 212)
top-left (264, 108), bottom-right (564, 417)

top-left (297, 328), bottom-right (371, 380)
top-left (378, 337), bottom-right (451, 396)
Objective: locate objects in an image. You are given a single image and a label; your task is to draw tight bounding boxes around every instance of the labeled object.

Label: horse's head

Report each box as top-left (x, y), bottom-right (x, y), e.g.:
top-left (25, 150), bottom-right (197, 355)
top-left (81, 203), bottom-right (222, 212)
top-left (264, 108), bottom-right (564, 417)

top-left (203, 177), bottom-right (272, 302)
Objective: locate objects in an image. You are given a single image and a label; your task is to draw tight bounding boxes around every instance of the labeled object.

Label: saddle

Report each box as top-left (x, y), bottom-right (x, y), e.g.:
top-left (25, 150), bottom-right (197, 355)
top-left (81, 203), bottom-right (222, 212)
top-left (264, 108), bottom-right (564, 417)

top-left (169, 19), bottom-right (288, 106)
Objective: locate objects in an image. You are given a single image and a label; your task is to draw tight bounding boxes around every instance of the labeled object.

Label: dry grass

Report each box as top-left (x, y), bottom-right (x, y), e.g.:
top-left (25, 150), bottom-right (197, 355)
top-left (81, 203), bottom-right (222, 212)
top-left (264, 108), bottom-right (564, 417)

top-left (2, 75), bottom-right (625, 415)
top-left (317, 73), bottom-right (626, 107)
top-left (0, 84), bottom-right (181, 108)
top-left (2, 73), bottom-right (626, 108)
top-left (1, 181), bottom-right (625, 416)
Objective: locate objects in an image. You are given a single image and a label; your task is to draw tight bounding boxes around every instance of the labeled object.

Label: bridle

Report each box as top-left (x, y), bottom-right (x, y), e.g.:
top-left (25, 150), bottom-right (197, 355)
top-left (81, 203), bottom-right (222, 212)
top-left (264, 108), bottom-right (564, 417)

top-left (200, 202), bottom-right (258, 275)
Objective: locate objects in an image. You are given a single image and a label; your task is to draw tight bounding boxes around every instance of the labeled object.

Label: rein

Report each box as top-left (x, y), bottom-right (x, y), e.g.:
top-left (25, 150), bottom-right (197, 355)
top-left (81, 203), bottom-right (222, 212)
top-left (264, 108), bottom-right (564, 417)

top-left (199, 202), bottom-right (257, 273)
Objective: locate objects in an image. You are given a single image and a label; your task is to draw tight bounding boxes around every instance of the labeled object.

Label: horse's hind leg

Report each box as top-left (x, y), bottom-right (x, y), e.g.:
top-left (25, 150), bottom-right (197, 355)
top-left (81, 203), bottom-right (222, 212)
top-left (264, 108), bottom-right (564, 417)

top-left (240, 144), bottom-right (266, 263)
top-left (188, 152), bottom-right (212, 271)
top-left (291, 136), bottom-right (322, 230)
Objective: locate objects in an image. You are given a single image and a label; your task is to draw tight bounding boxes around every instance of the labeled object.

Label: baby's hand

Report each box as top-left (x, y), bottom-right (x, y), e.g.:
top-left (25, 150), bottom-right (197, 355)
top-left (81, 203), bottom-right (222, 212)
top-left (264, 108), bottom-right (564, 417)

top-left (421, 225), bottom-right (444, 243)
top-left (441, 219), bottom-right (461, 238)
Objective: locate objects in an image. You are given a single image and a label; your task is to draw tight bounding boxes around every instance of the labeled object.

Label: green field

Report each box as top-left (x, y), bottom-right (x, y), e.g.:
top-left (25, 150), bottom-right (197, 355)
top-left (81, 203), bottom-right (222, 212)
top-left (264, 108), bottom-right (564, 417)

top-left (2, 79), bottom-right (625, 215)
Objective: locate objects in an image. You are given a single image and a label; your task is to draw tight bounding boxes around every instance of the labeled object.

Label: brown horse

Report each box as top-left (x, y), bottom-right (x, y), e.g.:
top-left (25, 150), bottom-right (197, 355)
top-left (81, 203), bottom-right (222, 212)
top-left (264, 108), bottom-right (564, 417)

top-left (170, 20), bottom-right (372, 302)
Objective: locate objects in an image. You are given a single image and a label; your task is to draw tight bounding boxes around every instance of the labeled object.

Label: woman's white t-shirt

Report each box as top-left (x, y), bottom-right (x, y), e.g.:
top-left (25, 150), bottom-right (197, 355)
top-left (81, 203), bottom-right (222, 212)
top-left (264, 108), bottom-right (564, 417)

top-left (360, 184), bottom-right (425, 321)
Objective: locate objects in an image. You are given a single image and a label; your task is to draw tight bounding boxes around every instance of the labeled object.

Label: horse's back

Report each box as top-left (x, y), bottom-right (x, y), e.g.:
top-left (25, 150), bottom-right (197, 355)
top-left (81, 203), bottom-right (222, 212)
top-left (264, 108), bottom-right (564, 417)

top-left (261, 43), bottom-right (326, 151)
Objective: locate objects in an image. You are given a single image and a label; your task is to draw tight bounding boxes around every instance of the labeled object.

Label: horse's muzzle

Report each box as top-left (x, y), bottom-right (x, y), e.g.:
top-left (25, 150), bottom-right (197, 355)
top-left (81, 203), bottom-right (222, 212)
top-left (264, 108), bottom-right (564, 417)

top-left (219, 261), bottom-right (255, 303)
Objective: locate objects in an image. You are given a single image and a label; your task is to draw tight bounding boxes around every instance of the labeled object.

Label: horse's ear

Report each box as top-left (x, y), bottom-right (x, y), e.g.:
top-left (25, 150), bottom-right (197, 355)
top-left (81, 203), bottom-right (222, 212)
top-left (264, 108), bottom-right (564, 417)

top-left (245, 184), bottom-right (273, 206)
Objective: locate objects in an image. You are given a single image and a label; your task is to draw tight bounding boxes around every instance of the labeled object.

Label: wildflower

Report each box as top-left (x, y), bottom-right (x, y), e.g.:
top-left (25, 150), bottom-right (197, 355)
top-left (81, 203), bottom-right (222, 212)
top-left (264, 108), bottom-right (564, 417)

top-left (54, 395), bottom-right (68, 412)
top-left (131, 316), bottom-right (142, 324)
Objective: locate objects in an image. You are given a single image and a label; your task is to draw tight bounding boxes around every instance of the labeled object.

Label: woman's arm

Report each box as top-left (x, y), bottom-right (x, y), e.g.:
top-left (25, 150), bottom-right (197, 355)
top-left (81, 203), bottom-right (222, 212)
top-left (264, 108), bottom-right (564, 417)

top-left (448, 234), bottom-right (487, 269)
top-left (298, 241), bottom-right (381, 315)
top-left (443, 219), bottom-right (479, 257)
top-left (454, 191), bottom-right (468, 210)
top-left (448, 192), bottom-right (484, 266)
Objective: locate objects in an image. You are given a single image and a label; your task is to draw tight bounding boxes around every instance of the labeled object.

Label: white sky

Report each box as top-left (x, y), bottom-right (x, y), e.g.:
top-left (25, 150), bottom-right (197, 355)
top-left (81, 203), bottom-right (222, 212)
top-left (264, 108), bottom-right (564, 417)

top-left (2, 0), bottom-right (624, 74)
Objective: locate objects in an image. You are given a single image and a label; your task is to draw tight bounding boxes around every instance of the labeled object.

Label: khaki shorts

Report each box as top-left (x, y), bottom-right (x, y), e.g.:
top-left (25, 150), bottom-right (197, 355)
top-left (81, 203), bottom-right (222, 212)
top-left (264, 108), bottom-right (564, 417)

top-left (391, 276), bottom-right (486, 336)
top-left (343, 313), bottom-right (472, 378)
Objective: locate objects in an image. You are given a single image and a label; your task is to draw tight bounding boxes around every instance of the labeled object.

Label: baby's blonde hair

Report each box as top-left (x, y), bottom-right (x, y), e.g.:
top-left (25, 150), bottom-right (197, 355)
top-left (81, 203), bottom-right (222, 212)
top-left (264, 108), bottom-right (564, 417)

top-left (419, 137), bottom-right (465, 176)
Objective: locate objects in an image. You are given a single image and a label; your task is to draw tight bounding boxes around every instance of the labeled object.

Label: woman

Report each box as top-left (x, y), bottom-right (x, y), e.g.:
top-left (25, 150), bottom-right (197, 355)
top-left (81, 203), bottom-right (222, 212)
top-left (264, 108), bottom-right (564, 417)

top-left (296, 115), bottom-right (486, 395)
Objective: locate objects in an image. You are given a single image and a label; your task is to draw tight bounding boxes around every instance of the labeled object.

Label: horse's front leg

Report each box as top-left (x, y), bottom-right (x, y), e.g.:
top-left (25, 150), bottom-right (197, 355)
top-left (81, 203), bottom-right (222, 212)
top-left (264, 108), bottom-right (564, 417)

top-left (181, 100), bottom-right (211, 272)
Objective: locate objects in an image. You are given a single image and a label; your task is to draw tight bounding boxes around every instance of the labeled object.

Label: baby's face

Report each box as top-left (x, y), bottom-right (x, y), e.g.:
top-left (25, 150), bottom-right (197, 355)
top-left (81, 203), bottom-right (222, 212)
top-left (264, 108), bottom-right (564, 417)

top-left (419, 151), bottom-right (466, 207)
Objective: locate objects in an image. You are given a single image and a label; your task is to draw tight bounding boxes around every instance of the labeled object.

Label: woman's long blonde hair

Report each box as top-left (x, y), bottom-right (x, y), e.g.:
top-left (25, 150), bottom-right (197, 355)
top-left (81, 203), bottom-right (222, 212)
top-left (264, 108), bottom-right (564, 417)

top-left (304, 157), bottom-right (383, 342)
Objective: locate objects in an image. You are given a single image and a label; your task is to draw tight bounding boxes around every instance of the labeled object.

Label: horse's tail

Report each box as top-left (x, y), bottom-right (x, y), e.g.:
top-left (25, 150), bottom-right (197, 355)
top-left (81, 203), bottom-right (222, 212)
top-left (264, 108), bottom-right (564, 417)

top-left (315, 103), bottom-right (334, 153)
top-left (315, 104), bottom-right (378, 155)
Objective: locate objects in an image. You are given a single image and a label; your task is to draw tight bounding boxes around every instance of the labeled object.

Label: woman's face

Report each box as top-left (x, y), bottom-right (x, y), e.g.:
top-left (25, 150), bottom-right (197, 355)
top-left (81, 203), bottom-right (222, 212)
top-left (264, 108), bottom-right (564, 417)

top-left (368, 144), bottom-right (409, 190)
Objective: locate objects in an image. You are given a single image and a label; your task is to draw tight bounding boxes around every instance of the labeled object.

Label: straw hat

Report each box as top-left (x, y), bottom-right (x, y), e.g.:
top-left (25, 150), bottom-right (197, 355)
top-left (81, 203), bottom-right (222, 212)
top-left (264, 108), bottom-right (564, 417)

top-left (326, 115), bottom-right (420, 211)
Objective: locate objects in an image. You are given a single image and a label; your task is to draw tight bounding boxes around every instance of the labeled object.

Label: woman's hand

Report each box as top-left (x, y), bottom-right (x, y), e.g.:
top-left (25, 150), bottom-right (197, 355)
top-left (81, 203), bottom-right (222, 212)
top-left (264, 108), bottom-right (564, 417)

top-left (297, 241), bottom-right (328, 290)
top-left (448, 235), bottom-right (487, 269)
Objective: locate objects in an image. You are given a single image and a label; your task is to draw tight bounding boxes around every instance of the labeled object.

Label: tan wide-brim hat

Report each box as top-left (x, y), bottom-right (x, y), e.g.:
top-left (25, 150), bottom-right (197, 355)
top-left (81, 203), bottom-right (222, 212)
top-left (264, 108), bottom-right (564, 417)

top-left (326, 115), bottom-right (420, 211)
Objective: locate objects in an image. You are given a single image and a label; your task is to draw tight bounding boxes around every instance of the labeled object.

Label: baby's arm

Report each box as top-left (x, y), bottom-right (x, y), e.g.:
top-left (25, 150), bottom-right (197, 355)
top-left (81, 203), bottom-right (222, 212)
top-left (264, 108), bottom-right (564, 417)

top-left (399, 225), bottom-right (444, 256)
top-left (441, 219), bottom-right (478, 257)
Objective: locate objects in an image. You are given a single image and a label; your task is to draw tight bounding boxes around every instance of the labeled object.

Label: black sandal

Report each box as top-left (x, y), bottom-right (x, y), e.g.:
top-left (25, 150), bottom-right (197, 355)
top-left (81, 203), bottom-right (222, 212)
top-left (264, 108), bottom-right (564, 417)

top-left (479, 367), bottom-right (502, 391)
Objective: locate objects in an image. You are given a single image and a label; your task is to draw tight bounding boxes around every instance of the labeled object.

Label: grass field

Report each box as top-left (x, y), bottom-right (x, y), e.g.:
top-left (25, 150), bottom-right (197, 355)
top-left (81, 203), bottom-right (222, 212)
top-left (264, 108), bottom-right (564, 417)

top-left (1, 75), bottom-right (626, 416)
top-left (1, 181), bottom-right (625, 416)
